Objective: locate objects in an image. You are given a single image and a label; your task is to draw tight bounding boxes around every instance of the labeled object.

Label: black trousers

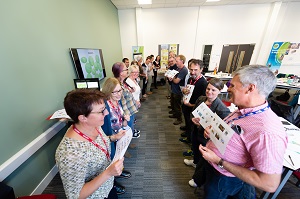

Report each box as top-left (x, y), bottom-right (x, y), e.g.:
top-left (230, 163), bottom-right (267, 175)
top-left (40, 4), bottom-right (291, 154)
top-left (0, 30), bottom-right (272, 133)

top-left (142, 77), bottom-right (147, 95)
top-left (182, 104), bottom-right (193, 140)
top-left (153, 70), bottom-right (158, 88)
top-left (171, 93), bottom-right (182, 120)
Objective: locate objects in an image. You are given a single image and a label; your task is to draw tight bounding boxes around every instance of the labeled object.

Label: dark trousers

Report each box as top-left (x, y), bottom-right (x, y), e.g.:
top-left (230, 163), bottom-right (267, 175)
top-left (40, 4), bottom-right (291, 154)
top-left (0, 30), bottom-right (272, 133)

top-left (204, 163), bottom-right (255, 199)
top-left (142, 77), bottom-right (147, 95)
top-left (153, 70), bottom-right (158, 88)
top-left (171, 93), bottom-right (182, 120)
top-left (105, 187), bottom-right (118, 199)
top-left (182, 104), bottom-right (193, 141)
top-left (191, 127), bottom-right (208, 164)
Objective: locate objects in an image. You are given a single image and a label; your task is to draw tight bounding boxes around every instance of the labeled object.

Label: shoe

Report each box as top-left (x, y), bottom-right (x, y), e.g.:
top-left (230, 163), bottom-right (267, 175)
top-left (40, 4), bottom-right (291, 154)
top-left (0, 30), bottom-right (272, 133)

top-left (180, 126), bottom-right (187, 131)
top-left (169, 110), bottom-right (175, 114)
top-left (134, 129), bottom-right (140, 134)
top-left (189, 179), bottom-right (198, 187)
top-left (169, 115), bottom-right (177, 118)
top-left (146, 91), bottom-right (153, 95)
top-left (168, 106), bottom-right (172, 109)
top-left (117, 170), bottom-right (132, 179)
top-left (167, 96), bottom-right (171, 99)
top-left (114, 181), bottom-right (126, 195)
top-left (142, 94), bottom-right (148, 98)
top-left (133, 131), bottom-right (140, 138)
top-left (179, 137), bottom-right (190, 143)
top-left (181, 132), bottom-right (187, 137)
top-left (173, 120), bottom-right (182, 125)
top-left (154, 87), bottom-right (158, 89)
top-left (183, 150), bottom-right (194, 157)
top-left (140, 98), bottom-right (146, 102)
top-left (134, 118), bottom-right (137, 124)
top-left (184, 159), bottom-right (196, 168)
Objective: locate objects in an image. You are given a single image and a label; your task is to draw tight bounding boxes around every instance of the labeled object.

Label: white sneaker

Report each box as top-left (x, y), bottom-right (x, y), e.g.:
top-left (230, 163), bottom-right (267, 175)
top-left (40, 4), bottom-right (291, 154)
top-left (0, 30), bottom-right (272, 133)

top-left (189, 179), bottom-right (197, 188)
top-left (184, 159), bottom-right (196, 168)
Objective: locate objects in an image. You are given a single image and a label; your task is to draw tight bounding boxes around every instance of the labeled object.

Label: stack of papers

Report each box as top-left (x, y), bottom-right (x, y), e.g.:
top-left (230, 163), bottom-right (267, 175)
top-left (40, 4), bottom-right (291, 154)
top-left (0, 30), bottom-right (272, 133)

top-left (183, 85), bottom-right (195, 103)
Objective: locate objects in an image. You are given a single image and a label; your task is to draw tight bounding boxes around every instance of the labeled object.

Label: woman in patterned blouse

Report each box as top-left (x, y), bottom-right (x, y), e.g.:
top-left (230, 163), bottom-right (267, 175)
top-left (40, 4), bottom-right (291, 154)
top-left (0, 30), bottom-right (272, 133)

top-left (55, 89), bottom-right (126, 199)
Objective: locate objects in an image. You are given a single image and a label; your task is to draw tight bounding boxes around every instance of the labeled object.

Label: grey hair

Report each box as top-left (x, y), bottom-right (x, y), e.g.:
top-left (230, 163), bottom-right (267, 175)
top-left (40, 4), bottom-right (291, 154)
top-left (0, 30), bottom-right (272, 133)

top-left (128, 64), bottom-right (139, 74)
top-left (232, 65), bottom-right (276, 98)
top-left (135, 55), bottom-right (143, 62)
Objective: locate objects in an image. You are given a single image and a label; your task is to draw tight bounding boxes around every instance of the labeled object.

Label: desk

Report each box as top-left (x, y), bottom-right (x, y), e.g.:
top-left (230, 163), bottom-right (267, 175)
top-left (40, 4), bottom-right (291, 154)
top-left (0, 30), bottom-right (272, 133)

top-left (259, 117), bottom-right (300, 199)
top-left (204, 73), bottom-right (232, 81)
top-left (276, 82), bottom-right (300, 90)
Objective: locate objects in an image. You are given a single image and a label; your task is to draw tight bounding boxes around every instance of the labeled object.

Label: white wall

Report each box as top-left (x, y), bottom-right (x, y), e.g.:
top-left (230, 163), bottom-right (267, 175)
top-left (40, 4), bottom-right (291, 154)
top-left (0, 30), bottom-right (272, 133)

top-left (118, 2), bottom-right (300, 72)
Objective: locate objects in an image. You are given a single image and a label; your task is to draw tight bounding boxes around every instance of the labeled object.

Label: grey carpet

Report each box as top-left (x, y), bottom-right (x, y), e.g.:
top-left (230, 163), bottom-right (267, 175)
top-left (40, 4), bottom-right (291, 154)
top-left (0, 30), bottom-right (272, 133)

top-left (43, 86), bottom-right (300, 199)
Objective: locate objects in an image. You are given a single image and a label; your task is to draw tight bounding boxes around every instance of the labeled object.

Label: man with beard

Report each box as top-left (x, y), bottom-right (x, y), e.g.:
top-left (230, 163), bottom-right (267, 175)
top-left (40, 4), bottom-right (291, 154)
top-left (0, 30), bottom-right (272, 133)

top-left (180, 59), bottom-right (207, 144)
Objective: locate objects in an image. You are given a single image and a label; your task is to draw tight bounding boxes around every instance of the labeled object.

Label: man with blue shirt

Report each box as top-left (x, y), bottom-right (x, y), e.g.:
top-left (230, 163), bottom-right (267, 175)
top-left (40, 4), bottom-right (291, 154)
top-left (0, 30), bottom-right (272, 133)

top-left (169, 55), bottom-right (188, 125)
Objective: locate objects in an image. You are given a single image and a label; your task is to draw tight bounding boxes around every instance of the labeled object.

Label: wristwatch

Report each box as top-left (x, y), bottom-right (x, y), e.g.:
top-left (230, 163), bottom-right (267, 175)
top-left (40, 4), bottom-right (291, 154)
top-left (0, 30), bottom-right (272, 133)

top-left (218, 158), bottom-right (224, 169)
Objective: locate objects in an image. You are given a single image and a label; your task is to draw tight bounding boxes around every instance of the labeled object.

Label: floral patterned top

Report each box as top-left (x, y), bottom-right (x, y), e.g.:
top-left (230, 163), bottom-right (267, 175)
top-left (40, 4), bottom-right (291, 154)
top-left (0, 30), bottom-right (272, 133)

top-left (55, 127), bottom-right (113, 199)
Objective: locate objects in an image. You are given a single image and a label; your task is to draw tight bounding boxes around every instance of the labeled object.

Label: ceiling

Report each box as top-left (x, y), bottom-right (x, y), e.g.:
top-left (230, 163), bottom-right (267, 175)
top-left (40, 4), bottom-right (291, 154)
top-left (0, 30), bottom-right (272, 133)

top-left (110, 0), bottom-right (300, 9)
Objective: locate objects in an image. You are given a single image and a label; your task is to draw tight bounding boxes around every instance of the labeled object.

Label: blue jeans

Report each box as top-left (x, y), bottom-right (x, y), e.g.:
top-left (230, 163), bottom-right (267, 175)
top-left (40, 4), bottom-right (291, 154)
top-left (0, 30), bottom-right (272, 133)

top-left (204, 164), bottom-right (255, 199)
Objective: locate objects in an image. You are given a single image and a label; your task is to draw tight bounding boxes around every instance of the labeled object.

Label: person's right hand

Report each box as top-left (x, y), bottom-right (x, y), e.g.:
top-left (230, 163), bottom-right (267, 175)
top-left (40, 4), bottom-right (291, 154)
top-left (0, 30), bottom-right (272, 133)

top-left (107, 158), bottom-right (124, 176)
top-left (191, 117), bottom-right (201, 126)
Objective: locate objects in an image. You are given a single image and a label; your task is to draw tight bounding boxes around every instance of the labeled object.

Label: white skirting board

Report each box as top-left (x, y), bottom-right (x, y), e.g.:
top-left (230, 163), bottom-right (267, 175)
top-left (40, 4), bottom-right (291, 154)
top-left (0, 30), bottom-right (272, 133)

top-left (31, 165), bottom-right (58, 195)
top-left (0, 121), bottom-right (66, 181)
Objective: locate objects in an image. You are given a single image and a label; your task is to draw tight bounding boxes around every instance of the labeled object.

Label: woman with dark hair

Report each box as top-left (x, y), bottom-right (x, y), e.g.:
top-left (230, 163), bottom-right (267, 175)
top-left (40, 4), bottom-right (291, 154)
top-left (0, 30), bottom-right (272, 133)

top-left (183, 78), bottom-right (230, 187)
top-left (55, 89), bottom-right (125, 199)
top-left (112, 62), bottom-right (140, 138)
top-left (153, 55), bottom-right (161, 89)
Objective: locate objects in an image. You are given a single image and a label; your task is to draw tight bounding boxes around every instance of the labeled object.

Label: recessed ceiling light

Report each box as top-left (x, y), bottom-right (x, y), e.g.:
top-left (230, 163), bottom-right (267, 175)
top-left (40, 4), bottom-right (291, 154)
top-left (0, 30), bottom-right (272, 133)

top-left (206, 0), bottom-right (221, 2)
top-left (138, 0), bottom-right (152, 5)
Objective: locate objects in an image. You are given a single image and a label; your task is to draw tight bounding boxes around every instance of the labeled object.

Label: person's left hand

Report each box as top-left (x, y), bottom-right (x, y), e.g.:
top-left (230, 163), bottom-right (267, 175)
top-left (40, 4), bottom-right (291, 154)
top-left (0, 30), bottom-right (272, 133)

top-left (199, 144), bottom-right (220, 164)
top-left (115, 129), bottom-right (126, 140)
top-left (124, 115), bottom-right (130, 122)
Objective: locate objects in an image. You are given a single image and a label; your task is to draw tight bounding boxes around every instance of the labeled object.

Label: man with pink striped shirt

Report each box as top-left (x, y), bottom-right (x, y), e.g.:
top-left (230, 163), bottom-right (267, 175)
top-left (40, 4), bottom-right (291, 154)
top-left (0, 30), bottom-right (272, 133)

top-left (199, 65), bottom-right (288, 199)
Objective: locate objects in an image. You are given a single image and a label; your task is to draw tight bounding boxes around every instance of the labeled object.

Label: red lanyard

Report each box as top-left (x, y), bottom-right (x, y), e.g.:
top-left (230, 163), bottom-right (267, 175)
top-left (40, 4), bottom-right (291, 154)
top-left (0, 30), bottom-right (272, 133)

top-left (189, 74), bottom-right (202, 85)
top-left (73, 125), bottom-right (110, 160)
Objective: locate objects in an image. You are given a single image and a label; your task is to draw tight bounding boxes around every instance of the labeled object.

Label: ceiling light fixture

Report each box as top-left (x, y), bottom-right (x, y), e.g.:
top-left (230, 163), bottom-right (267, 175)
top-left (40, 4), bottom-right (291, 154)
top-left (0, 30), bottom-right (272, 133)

top-left (206, 0), bottom-right (221, 2)
top-left (138, 0), bottom-right (152, 5)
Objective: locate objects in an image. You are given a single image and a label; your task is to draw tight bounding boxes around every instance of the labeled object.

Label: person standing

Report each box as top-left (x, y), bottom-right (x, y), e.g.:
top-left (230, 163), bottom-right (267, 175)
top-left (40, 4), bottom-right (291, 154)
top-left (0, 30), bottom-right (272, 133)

top-left (55, 89), bottom-right (125, 199)
top-left (122, 58), bottom-right (130, 69)
top-left (153, 55), bottom-right (161, 89)
top-left (199, 65), bottom-right (288, 198)
top-left (142, 56), bottom-right (151, 98)
top-left (168, 55), bottom-right (188, 125)
top-left (146, 55), bottom-right (154, 95)
top-left (179, 59), bottom-right (207, 144)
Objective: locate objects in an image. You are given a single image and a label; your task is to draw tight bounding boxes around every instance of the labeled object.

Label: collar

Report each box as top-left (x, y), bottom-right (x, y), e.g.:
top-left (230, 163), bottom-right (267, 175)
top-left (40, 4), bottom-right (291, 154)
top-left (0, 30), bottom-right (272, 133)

top-left (238, 101), bottom-right (268, 115)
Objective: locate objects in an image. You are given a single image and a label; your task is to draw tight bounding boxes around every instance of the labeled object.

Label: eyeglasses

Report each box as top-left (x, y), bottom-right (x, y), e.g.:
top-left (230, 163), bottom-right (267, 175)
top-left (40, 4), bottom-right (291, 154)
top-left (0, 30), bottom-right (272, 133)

top-left (123, 69), bottom-right (128, 72)
top-left (111, 89), bottom-right (123, 94)
top-left (90, 108), bottom-right (107, 115)
top-left (131, 71), bottom-right (139, 74)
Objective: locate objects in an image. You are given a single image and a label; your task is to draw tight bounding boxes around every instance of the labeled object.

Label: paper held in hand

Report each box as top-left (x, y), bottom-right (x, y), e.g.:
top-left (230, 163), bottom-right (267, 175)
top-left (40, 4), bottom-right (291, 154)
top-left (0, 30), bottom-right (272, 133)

top-left (50, 109), bottom-right (71, 120)
top-left (183, 84), bottom-right (195, 103)
top-left (164, 69), bottom-right (179, 78)
top-left (110, 127), bottom-right (133, 165)
top-left (192, 102), bottom-right (235, 155)
top-left (125, 78), bottom-right (136, 88)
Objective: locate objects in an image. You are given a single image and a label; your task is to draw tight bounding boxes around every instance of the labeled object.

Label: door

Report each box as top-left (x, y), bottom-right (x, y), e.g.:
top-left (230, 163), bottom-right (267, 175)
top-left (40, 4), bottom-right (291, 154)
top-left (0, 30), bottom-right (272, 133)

top-left (219, 44), bottom-right (255, 73)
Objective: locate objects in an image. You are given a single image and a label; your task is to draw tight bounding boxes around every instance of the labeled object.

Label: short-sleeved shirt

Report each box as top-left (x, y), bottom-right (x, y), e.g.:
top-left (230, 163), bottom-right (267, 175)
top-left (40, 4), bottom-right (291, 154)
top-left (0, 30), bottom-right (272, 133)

top-left (171, 66), bottom-right (188, 95)
top-left (207, 102), bottom-right (288, 177)
top-left (55, 127), bottom-right (113, 199)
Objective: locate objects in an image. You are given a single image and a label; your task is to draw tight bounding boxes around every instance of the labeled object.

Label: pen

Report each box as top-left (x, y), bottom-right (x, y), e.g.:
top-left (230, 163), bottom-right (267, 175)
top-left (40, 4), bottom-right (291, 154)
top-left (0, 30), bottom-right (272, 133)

top-left (289, 155), bottom-right (294, 166)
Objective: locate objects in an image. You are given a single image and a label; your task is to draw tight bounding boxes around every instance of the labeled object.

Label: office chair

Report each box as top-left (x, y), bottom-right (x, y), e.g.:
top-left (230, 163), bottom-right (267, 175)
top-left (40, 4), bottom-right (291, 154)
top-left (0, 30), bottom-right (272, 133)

top-left (269, 99), bottom-right (296, 124)
top-left (17, 194), bottom-right (57, 199)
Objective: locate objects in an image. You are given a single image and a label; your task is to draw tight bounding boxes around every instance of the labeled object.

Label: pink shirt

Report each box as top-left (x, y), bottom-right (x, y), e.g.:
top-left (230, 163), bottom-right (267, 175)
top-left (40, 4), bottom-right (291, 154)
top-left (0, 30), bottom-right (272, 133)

top-left (207, 102), bottom-right (288, 177)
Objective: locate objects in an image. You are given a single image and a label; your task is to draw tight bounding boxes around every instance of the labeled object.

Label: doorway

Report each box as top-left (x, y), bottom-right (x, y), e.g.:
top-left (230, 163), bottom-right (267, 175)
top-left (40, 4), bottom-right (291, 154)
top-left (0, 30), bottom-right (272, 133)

top-left (219, 44), bottom-right (255, 73)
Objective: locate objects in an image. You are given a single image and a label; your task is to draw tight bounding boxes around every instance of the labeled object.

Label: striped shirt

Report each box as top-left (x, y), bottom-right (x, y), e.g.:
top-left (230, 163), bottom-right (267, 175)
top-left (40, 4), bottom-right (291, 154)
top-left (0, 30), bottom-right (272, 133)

top-left (207, 101), bottom-right (288, 177)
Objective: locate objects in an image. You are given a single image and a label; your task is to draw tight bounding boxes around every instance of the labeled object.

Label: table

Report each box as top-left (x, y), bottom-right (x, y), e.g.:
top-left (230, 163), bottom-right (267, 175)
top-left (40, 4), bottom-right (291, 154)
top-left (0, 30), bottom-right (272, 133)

top-left (259, 117), bottom-right (300, 199)
top-left (204, 73), bottom-right (233, 81)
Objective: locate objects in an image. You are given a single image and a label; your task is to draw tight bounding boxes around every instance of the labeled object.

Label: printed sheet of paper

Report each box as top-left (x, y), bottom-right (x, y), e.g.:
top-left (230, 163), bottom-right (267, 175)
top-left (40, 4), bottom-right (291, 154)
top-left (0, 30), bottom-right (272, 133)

top-left (210, 113), bottom-right (235, 155)
top-left (50, 109), bottom-right (71, 119)
top-left (192, 102), bottom-right (215, 129)
top-left (164, 69), bottom-right (179, 78)
top-left (110, 128), bottom-right (133, 164)
top-left (183, 84), bottom-right (195, 103)
top-left (125, 78), bottom-right (136, 88)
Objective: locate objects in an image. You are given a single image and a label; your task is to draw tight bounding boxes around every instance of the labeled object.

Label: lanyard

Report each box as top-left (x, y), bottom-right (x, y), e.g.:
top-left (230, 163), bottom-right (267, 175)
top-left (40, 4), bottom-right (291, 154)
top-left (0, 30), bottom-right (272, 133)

top-left (73, 125), bottom-right (110, 160)
top-left (224, 105), bottom-right (270, 124)
top-left (189, 74), bottom-right (202, 85)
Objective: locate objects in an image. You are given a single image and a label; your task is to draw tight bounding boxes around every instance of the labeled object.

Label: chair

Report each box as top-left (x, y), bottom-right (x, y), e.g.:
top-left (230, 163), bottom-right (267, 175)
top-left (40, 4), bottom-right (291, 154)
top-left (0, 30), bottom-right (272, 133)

top-left (269, 99), bottom-right (296, 124)
top-left (293, 171), bottom-right (300, 187)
